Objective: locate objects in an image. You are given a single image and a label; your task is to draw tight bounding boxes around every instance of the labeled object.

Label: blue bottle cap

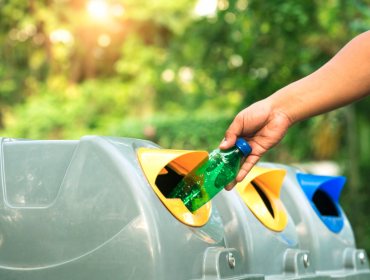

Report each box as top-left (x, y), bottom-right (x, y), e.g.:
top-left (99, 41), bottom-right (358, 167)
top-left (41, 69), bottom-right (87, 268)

top-left (235, 138), bottom-right (252, 155)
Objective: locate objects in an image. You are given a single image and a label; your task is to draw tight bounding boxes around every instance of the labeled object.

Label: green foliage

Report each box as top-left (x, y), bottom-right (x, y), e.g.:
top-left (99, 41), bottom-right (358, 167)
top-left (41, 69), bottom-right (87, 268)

top-left (109, 112), bottom-right (235, 150)
top-left (1, 0), bottom-right (370, 253)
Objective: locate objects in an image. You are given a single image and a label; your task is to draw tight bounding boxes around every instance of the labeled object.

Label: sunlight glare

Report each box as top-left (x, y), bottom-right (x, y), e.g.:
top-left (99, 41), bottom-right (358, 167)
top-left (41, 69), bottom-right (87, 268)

top-left (87, 0), bottom-right (108, 18)
top-left (110, 4), bottom-right (125, 17)
top-left (179, 67), bottom-right (194, 83)
top-left (228, 54), bottom-right (243, 68)
top-left (161, 69), bottom-right (175, 83)
top-left (50, 29), bottom-right (74, 44)
top-left (195, 0), bottom-right (217, 16)
top-left (98, 34), bottom-right (111, 47)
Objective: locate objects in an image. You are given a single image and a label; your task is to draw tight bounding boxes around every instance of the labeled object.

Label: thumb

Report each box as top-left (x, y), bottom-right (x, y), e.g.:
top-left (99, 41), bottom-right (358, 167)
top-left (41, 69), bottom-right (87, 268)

top-left (219, 114), bottom-right (243, 149)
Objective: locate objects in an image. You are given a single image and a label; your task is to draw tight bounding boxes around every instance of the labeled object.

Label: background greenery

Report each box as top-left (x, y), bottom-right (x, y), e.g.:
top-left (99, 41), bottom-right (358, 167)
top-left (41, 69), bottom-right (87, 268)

top-left (1, 0), bottom-right (370, 252)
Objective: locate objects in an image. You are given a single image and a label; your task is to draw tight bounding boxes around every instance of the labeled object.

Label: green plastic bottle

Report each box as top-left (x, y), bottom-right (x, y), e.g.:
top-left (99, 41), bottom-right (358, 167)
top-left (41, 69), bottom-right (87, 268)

top-left (168, 139), bottom-right (252, 212)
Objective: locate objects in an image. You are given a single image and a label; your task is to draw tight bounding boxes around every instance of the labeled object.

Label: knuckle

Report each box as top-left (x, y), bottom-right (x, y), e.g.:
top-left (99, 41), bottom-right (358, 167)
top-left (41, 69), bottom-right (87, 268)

top-left (225, 129), bottom-right (235, 137)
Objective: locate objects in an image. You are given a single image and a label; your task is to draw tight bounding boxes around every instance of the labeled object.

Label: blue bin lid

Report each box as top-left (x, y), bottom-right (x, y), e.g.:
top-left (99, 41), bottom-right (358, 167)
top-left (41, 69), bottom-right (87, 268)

top-left (296, 173), bottom-right (346, 233)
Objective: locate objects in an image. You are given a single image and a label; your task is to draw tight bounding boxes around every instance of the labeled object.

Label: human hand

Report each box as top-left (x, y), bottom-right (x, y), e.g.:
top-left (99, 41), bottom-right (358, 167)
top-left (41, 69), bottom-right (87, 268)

top-left (219, 99), bottom-right (292, 190)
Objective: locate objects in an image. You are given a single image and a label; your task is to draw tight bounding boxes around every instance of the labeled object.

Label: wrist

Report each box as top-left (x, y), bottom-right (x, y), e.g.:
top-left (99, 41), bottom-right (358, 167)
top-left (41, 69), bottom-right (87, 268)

top-left (265, 91), bottom-right (295, 128)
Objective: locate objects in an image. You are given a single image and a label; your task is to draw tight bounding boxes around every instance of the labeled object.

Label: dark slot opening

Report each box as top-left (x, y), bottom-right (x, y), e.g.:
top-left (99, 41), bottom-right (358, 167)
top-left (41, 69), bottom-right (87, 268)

top-left (312, 189), bottom-right (339, 217)
top-left (155, 166), bottom-right (185, 198)
top-left (251, 181), bottom-right (275, 218)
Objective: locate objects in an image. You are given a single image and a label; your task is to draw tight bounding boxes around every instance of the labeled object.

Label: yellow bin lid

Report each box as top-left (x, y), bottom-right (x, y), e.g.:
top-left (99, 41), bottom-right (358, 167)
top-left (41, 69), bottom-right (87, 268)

top-left (138, 148), bottom-right (212, 227)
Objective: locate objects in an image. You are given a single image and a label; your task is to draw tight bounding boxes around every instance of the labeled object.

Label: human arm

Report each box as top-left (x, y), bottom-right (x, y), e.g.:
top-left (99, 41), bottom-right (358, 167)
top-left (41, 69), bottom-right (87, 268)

top-left (221, 30), bottom-right (370, 190)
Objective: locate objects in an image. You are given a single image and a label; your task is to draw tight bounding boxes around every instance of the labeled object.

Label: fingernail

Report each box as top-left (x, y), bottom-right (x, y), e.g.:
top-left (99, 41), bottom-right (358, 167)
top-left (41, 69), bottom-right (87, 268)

top-left (220, 138), bottom-right (227, 146)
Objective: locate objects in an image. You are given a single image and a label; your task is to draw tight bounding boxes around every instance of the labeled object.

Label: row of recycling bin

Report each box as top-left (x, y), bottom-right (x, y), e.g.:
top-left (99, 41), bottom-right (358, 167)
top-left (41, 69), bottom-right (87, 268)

top-left (0, 135), bottom-right (369, 280)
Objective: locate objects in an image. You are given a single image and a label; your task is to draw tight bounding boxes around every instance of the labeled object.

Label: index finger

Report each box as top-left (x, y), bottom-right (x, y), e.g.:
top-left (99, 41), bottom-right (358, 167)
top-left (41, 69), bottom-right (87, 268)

top-left (219, 114), bottom-right (244, 150)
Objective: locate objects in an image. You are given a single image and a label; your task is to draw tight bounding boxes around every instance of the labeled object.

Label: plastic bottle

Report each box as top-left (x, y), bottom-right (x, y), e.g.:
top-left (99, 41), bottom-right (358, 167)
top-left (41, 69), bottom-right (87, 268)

top-left (168, 139), bottom-right (252, 212)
